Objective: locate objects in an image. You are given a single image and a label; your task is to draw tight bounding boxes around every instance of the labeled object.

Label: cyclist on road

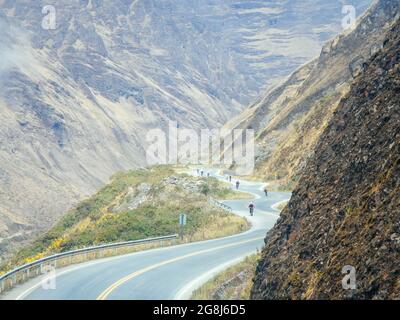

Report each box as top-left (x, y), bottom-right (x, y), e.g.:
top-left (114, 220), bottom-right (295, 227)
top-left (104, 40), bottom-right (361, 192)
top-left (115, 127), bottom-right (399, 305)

top-left (235, 181), bottom-right (240, 190)
top-left (248, 202), bottom-right (255, 216)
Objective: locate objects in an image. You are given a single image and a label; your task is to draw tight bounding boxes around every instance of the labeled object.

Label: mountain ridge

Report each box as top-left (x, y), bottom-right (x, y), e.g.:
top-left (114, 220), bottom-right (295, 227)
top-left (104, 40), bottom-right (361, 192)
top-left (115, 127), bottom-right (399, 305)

top-left (224, 0), bottom-right (397, 188)
top-left (0, 0), bottom-right (371, 257)
top-left (251, 15), bottom-right (400, 300)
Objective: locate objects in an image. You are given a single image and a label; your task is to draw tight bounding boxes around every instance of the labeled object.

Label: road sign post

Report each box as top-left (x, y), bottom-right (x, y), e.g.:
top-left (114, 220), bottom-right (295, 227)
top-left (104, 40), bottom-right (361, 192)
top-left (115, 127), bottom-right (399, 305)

top-left (179, 213), bottom-right (187, 240)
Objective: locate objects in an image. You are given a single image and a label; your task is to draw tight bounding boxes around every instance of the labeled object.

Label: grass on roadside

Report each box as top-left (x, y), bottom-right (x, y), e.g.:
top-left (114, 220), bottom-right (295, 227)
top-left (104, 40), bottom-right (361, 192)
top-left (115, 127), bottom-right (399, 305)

top-left (199, 177), bottom-right (254, 200)
top-left (0, 166), bottom-right (251, 275)
top-left (275, 200), bottom-right (289, 212)
top-left (191, 253), bottom-right (260, 300)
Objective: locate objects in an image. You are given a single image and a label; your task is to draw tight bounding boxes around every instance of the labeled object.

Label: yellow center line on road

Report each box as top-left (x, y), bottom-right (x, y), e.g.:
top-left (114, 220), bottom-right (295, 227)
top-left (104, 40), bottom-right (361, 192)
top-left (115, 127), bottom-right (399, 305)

top-left (96, 236), bottom-right (264, 300)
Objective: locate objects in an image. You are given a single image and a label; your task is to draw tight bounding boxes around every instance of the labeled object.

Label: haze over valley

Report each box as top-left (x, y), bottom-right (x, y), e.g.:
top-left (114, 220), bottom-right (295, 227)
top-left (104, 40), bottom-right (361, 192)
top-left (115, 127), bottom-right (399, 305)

top-left (0, 0), bottom-right (371, 256)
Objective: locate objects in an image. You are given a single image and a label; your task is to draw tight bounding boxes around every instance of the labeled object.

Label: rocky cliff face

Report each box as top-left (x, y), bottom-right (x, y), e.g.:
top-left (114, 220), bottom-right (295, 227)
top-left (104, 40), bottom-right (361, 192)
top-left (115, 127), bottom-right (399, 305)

top-left (224, 0), bottom-right (396, 187)
top-left (0, 0), bottom-right (371, 257)
top-left (251, 17), bottom-right (400, 300)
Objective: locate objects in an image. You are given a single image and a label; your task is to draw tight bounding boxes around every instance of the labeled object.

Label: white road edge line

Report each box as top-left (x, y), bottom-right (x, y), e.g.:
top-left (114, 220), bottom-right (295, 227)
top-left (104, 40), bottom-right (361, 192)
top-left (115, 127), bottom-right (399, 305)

top-left (15, 258), bottom-right (112, 300)
top-left (174, 251), bottom-right (258, 300)
top-left (11, 169), bottom-right (288, 300)
top-left (173, 170), bottom-right (283, 300)
top-left (271, 199), bottom-right (289, 211)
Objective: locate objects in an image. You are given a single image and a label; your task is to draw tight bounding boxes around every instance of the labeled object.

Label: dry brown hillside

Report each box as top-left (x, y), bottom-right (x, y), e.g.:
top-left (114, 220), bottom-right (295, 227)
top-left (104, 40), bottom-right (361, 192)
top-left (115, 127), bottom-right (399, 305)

top-left (0, 0), bottom-right (371, 259)
top-left (251, 16), bottom-right (400, 300)
top-left (225, 0), bottom-right (399, 188)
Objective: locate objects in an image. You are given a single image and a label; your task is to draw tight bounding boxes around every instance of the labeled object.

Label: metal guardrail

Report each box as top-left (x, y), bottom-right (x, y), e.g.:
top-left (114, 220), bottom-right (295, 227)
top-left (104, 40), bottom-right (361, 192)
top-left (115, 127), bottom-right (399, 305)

top-left (209, 198), bottom-right (233, 212)
top-left (0, 234), bottom-right (178, 295)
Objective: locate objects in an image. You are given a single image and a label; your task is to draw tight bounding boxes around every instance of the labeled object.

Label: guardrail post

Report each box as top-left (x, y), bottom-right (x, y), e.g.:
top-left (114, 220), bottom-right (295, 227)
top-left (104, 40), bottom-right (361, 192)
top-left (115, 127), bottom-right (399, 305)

top-left (0, 234), bottom-right (178, 295)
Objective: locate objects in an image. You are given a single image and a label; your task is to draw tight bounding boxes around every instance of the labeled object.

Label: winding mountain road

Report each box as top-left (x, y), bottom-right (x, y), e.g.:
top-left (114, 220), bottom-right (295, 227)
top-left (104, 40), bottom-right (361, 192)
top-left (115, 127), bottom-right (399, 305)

top-left (2, 170), bottom-right (290, 300)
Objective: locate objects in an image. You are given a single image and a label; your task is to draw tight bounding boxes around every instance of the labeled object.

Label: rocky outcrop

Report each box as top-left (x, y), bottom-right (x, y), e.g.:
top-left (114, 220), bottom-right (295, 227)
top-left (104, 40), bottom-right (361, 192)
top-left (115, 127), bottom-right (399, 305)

top-left (251, 17), bottom-right (400, 300)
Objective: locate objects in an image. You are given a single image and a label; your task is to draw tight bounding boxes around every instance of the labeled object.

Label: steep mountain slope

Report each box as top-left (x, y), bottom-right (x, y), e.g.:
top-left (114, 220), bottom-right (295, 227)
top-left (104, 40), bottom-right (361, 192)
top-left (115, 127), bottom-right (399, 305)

top-left (225, 0), bottom-right (397, 187)
top-left (251, 17), bottom-right (400, 300)
top-left (0, 0), bottom-right (371, 256)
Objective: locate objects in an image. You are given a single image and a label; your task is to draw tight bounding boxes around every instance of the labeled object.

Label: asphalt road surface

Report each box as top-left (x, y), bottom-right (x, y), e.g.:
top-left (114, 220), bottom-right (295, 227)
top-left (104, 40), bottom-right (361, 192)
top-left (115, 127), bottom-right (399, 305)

top-left (2, 169), bottom-right (290, 300)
